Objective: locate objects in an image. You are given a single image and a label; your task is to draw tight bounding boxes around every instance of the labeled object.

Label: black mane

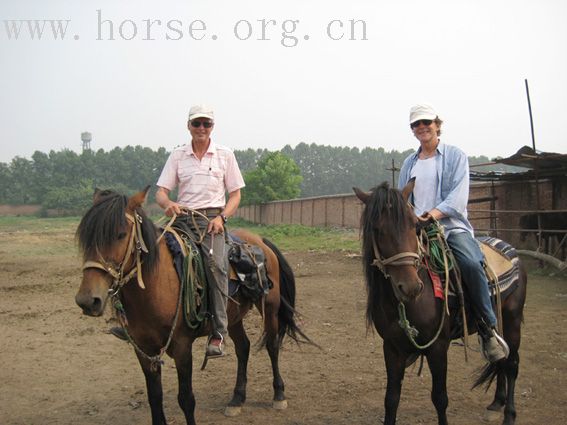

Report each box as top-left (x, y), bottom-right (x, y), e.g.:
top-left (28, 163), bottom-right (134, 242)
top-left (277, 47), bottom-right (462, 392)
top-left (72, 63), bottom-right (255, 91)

top-left (76, 190), bottom-right (159, 276)
top-left (360, 182), bottom-right (414, 325)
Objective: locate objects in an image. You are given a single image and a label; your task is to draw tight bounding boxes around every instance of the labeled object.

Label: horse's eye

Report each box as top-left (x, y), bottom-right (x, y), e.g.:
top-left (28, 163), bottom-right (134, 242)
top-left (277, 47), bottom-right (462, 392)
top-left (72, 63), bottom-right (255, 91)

top-left (117, 232), bottom-right (127, 240)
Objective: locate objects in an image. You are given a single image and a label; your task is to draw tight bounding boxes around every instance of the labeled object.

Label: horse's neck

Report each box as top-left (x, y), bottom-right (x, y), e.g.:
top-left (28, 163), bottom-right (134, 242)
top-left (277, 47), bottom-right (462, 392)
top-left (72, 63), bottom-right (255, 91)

top-left (120, 241), bottom-right (180, 319)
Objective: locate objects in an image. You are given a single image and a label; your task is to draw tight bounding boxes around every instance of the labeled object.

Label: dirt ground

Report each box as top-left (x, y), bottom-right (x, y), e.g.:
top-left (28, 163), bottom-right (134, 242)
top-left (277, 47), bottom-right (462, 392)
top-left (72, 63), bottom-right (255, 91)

top-left (1, 227), bottom-right (567, 425)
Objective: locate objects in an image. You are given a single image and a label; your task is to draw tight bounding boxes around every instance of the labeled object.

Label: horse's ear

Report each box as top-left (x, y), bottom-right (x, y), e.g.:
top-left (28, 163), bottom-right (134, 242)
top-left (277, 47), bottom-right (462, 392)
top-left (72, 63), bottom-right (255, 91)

top-left (401, 178), bottom-right (416, 202)
top-left (127, 186), bottom-right (151, 210)
top-left (93, 187), bottom-right (103, 204)
top-left (353, 187), bottom-right (370, 204)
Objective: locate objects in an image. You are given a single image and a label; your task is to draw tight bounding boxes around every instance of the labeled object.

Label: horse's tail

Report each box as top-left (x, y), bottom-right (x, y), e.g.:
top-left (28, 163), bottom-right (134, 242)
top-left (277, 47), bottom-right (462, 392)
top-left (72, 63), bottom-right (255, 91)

top-left (262, 238), bottom-right (318, 348)
top-left (472, 361), bottom-right (502, 391)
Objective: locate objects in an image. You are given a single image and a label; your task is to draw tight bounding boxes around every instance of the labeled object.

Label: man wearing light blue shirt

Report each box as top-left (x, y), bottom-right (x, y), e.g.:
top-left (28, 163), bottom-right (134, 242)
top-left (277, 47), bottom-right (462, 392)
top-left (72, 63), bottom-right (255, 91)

top-left (398, 103), bottom-right (508, 363)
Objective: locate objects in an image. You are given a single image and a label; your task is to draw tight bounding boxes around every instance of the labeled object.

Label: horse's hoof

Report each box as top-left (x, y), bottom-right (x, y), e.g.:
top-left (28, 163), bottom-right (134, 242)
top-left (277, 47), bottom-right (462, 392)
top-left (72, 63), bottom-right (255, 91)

top-left (483, 408), bottom-right (501, 422)
top-left (224, 406), bottom-right (242, 417)
top-left (272, 399), bottom-right (288, 410)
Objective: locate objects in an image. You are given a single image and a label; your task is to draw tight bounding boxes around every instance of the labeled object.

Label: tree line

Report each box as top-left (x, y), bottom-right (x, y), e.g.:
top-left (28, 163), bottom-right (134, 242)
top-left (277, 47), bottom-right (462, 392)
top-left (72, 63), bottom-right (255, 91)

top-left (0, 143), bottom-right (499, 213)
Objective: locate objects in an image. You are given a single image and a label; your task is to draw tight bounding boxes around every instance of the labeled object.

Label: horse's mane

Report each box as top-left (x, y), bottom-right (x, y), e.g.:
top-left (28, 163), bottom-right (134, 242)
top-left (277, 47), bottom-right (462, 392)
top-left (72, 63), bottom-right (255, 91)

top-left (360, 182), bottom-right (414, 326)
top-left (76, 190), bottom-right (159, 276)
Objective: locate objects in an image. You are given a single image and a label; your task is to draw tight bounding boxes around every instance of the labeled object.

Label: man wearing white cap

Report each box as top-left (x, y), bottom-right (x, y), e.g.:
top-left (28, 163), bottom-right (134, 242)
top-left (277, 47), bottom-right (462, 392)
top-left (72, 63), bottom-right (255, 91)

top-left (398, 103), bottom-right (509, 363)
top-left (156, 104), bottom-right (245, 358)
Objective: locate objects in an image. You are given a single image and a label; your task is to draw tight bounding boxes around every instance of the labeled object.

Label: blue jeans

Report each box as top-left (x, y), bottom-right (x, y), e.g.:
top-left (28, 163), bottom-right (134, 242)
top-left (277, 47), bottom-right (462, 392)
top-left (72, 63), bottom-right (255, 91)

top-left (447, 231), bottom-right (497, 328)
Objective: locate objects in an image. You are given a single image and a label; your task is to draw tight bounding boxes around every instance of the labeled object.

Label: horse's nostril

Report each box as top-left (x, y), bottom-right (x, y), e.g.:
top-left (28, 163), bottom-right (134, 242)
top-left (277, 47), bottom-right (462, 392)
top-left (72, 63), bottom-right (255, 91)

top-left (92, 297), bottom-right (102, 312)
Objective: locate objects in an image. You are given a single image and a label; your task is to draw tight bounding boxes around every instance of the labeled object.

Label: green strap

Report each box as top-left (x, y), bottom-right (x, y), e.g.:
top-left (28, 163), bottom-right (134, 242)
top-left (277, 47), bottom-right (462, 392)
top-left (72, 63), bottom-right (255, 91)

top-left (183, 242), bottom-right (208, 330)
top-left (424, 222), bottom-right (454, 274)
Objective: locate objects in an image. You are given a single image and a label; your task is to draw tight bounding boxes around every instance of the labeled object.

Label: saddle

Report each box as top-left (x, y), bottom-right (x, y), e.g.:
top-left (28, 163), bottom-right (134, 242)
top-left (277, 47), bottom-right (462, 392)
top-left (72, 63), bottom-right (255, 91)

top-left (162, 223), bottom-right (271, 331)
top-left (419, 224), bottom-right (521, 340)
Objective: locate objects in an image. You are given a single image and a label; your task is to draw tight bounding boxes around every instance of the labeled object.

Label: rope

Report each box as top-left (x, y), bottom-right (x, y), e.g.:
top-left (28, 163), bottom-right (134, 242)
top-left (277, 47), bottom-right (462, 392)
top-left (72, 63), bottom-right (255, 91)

top-left (423, 220), bottom-right (454, 274)
top-left (183, 238), bottom-right (208, 329)
top-left (398, 301), bottom-right (446, 350)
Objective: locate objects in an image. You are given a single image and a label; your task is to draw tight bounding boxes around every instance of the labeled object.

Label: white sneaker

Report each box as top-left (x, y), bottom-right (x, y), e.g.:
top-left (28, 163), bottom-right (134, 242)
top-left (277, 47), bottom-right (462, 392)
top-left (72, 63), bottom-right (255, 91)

top-left (481, 331), bottom-right (509, 363)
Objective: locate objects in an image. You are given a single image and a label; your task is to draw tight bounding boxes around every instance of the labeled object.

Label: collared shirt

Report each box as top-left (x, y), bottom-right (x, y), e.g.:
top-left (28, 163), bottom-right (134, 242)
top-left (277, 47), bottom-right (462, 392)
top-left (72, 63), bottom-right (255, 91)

top-left (398, 142), bottom-right (474, 238)
top-left (157, 140), bottom-right (245, 210)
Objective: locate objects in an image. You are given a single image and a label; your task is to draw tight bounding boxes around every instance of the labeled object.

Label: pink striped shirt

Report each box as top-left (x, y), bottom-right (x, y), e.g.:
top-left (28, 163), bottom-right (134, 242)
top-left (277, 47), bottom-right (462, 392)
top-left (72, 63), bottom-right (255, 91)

top-left (156, 141), bottom-right (245, 210)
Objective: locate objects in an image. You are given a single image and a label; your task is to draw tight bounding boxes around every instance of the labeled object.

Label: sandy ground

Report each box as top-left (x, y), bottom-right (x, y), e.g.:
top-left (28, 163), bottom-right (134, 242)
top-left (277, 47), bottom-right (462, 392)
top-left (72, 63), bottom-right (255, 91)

top-left (1, 227), bottom-right (567, 425)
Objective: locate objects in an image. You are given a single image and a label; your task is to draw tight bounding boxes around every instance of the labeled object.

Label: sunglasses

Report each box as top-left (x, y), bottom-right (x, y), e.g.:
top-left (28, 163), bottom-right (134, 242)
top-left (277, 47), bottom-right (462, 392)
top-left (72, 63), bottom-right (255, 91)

top-left (190, 120), bottom-right (214, 128)
top-left (410, 119), bottom-right (433, 129)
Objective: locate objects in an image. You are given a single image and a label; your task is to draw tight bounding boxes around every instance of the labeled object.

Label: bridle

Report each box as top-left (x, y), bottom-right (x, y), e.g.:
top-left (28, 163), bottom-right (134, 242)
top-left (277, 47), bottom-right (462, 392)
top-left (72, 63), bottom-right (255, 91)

top-left (80, 210), bottom-right (183, 371)
top-left (369, 218), bottom-right (452, 351)
top-left (370, 232), bottom-right (423, 279)
top-left (81, 211), bottom-right (149, 295)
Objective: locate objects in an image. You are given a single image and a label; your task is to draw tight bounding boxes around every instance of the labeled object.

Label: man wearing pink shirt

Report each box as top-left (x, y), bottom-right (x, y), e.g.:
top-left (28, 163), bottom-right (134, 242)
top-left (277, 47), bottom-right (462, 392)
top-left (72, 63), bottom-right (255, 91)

top-left (156, 104), bottom-right (245, 358)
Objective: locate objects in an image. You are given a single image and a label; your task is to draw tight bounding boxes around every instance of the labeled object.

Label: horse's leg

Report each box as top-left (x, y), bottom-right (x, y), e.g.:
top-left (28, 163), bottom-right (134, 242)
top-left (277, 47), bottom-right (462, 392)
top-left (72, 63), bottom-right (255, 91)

top-left (382, 341), bottom-right (406, 425)
top-left (425, 344), bottom-right (449, 425)
top-left (501, 310), bottom-right (522, 425)
top-left (173, 345), bottom-right (197, 425)
top-left (225, 320), bottom-right (250, 417)
top-left (487, 373), bottom-right (507, 412)
top-left (137, 353), bottom-right (168, 425)
top-left (263, 302), bottom-right (287, 409)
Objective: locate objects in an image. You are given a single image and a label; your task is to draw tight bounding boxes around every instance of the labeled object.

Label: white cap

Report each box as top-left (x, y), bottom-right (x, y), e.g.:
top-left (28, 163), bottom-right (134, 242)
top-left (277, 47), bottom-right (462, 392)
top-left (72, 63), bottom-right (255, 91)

top-left (188, 104), bottom-right (214, 121)
top-left (409, 103), bottom-right (439, 124)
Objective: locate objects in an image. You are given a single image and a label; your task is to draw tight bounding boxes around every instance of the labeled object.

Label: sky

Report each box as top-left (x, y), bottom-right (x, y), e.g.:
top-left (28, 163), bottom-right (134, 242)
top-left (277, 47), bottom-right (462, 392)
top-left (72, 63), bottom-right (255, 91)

top-left (1, 0), bottom-right (566, 164)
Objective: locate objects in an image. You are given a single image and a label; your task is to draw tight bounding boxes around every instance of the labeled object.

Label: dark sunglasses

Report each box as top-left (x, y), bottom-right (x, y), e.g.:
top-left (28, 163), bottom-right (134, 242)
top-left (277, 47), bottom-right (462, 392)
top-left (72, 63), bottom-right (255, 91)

top-left (410, 119), bottom-right (433, 129)
top-left (190, 120), bottom-right (214, 128)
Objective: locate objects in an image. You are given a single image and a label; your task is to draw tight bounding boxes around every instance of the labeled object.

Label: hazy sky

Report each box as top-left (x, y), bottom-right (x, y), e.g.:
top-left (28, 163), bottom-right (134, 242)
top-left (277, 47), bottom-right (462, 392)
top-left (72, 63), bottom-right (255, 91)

top-left (1, 1), bottom-right (565, 164)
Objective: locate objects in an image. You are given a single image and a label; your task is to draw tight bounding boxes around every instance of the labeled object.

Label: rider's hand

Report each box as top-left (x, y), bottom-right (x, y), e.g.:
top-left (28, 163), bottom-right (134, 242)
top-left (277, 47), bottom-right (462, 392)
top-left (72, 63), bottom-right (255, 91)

top-left (207, 216), bottom-right (225, 234)
top-left (164, 202), bottom-right (182, 217)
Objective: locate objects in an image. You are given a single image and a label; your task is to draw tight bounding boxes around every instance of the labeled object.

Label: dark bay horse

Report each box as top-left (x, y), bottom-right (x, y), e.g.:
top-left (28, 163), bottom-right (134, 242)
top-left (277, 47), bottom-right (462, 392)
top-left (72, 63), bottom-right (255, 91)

top-left (75, 187), bottom-right (310, 425)
top-left (353, 181), bottom-right (527, 425)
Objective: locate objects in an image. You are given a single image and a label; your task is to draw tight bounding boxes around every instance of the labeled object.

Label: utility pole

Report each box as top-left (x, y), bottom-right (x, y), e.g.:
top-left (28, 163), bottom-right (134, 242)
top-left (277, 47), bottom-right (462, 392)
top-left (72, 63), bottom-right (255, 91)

top-left (386, 158), bottom-right (400, 187)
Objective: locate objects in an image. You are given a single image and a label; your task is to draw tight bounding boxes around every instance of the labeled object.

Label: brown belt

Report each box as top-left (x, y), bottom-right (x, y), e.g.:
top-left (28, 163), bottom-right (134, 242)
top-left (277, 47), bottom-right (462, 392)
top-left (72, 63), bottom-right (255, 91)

top-left (194, 208), bottom-right (223, 216)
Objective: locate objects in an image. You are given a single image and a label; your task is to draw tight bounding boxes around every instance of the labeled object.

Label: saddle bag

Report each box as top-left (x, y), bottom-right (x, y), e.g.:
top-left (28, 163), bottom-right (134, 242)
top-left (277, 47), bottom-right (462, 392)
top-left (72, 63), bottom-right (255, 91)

top-left (228, 241), bottom-right (270, 301)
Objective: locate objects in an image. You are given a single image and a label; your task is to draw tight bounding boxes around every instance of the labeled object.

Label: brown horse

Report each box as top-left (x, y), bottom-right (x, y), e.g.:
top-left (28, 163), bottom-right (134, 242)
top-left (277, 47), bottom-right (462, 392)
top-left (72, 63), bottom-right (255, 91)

top-left (75, 187), bottom-right (311, 425)
top-left (354, 181), bottom-right (527, 425)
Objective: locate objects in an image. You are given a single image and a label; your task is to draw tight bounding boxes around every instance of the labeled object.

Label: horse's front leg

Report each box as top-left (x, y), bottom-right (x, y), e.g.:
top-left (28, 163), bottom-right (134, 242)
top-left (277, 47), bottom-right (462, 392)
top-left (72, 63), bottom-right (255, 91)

top-left (137, 352), bottom-right (168, 425)
top-left (172, 343), bottom-right (197, 425)
top-left (224, 320), bottom-right (250, 417)
top-left (383, 341), bottom-right (406, 425)
top-left (426, 343), bottom-right (449, 425)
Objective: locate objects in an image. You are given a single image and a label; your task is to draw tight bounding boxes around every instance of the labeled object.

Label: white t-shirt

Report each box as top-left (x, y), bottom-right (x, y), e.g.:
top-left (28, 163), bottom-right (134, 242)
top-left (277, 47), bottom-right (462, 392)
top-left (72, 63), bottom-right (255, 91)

top-left (410, 156), bottom-right (438, 216)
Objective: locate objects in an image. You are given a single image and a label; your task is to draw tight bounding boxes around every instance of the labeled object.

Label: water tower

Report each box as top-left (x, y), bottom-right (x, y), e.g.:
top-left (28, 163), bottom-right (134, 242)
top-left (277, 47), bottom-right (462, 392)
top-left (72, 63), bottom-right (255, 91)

top-left (81, 132), bottom-right (92, 152)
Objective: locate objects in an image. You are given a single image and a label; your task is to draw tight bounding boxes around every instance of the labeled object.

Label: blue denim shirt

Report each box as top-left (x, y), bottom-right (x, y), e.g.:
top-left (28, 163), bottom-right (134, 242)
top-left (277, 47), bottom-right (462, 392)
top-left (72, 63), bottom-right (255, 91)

top-left (397, 142), bottom-right (474, 238)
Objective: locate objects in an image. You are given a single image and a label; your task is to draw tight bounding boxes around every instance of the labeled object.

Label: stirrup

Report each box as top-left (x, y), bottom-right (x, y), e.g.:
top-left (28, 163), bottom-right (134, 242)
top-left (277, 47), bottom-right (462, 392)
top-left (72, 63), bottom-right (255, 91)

top-left (200, 334), bottom-right (225, 370)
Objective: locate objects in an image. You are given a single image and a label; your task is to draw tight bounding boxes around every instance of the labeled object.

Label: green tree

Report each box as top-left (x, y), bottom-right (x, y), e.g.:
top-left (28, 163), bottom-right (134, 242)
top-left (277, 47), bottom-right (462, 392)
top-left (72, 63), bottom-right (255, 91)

top-left (241, 152), bottom-right (302, 205)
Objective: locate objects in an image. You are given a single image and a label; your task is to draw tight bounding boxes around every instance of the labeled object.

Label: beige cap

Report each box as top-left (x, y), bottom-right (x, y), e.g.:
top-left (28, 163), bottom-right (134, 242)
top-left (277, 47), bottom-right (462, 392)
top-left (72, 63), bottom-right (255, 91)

top-left (188, 104), bottom-right (214, 121)
top-left (409, 103), bottom-right (439, 124)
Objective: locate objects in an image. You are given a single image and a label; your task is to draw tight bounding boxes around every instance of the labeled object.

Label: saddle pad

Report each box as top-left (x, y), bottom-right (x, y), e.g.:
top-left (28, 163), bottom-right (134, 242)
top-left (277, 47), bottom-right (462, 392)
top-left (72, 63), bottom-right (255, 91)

top-left (477, 236), bottom-right (520, 295)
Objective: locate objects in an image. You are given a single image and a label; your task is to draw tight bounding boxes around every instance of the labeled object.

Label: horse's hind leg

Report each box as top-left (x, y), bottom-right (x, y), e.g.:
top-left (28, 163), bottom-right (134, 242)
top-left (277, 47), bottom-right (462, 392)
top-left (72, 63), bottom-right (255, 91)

top-left (137, 354), bottom-right (168, 425)
top-left (173, 346), bottom-right (197, 425)
top-left (264, 303), bottom-right (287, 409)
top-left (487, 373), bottom-right (506, 412)
top-left (501, 313), bottom-right (522, 425)
top-left (225, 320), bottom-right (250, 416)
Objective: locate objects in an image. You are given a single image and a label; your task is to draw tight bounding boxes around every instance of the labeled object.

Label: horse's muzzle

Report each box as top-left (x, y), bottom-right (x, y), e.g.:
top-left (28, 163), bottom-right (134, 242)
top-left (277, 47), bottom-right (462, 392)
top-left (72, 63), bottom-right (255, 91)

top-left (75, 291), bottom-right (106, 316)
top-left (396, 278), bottom-right (424, 302)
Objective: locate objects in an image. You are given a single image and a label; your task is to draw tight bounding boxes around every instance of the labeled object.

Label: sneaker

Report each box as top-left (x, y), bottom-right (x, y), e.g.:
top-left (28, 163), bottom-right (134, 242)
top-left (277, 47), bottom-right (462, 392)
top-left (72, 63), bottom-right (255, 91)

top-left (109, 326), bottom-right (128, 341)
top-left (206, 336), bottom-right (224, 358)
top-left (481, 331), bottom-right (509, 363)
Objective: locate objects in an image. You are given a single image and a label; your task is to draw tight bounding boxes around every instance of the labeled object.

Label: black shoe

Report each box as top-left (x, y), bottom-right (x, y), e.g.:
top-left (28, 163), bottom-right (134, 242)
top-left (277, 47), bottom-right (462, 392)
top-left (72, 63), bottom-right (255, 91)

top-left (109, 326), bottom-right (128, 341)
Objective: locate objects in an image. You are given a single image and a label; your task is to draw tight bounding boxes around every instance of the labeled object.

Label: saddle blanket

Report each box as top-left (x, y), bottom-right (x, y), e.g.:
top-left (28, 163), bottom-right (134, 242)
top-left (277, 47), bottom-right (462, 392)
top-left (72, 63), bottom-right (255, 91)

top-left (477, 236), bottom-right (520, 295)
